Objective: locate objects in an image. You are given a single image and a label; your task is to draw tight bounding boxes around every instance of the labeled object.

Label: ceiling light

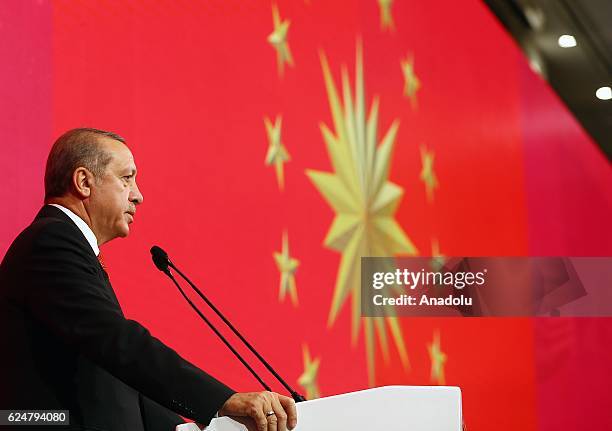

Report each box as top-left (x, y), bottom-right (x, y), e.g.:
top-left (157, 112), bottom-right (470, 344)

top-left (595, 86), bottom-right (611, 100)
top-left (558, 35), bottom-right (577, 48)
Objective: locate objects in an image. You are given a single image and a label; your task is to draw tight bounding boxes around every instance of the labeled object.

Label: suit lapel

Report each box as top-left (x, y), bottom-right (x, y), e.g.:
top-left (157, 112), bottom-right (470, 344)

top-left (38, 205), bottom-right (123, 311)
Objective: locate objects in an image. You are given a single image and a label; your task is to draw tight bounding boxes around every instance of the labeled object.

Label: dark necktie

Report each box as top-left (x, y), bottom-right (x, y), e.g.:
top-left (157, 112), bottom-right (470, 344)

top-left (96, 252), bottom-right (121, 308)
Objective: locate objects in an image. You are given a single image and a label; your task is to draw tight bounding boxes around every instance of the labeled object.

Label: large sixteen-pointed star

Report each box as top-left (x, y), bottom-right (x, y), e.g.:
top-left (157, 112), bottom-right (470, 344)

top-left (306, 43), bottom-right (417, 385)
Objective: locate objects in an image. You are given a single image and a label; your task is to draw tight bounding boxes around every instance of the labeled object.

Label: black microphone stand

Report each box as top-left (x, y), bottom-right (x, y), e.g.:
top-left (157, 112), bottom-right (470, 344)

top-left (162, 267), bottom-right (272, 392)
top-left (151, 246), bottom-right (306, 402)
top-left (168, 260), bottom-right (306, 403)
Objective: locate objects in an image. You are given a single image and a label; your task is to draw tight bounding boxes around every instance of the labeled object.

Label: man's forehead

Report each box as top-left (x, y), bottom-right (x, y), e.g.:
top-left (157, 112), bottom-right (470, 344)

top-left (114, 156), bottom-right (138, 173)
top-left (100, 137), bottom-right (136, 166)
top-left (99, 136), bottom-right (130, 153)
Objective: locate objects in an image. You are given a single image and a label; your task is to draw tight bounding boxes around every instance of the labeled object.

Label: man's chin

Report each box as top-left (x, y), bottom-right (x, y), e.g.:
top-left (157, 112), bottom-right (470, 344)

top-left (117, 225), bottom-right (130, 238)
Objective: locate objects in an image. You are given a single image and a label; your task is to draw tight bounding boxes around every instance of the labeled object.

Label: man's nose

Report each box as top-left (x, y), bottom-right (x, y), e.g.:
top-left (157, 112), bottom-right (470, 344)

top-left (130, 182), bottom-right (144, 205)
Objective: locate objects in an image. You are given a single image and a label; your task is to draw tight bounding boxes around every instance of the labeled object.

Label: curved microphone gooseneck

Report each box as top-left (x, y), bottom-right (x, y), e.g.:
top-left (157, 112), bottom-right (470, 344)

top-left (150, 246), bottom-right (272, 392)
top-left (150, 245), bottom-right (306, 402)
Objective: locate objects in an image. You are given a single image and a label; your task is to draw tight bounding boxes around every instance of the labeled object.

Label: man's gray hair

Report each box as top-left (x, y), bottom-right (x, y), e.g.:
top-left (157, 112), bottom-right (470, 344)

top-left (44, 128), bottom-right (125, 201)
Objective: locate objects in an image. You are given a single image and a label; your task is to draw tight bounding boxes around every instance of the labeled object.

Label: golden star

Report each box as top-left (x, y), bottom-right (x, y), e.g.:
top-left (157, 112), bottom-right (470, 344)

top-left (307, 43), bottom-right (417, 386)
top-left (420, 145), bottom-right (438, 203)
top-left (401, 54), bottom-right (421, 109)
top-left (297, 344), bottom-right (320, 399)
top-left (267, 4), bottom-right (294, 77)
top-left (273, 231), bottom-right (299, 306)
top-left (428, 330), bottom-right (447, 385)
top-left (264, 115), bottom-right (291, 190)
top-left (378, 0), bottom-right (395, 31)
top-left (430, 238), bottom-right (446, 272)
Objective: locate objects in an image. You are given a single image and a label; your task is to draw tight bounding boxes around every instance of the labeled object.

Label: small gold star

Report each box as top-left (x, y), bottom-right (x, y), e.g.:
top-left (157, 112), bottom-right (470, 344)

top-left (267, 4), bottom-right (294, 77)
top-left (401, 54), bottom-right (421, 109)
top-left (430, 238), bottom-right (446, 272)
top-left (378, 0), bottom-right (395, 31)
top-left (297, 344), bottom-right (320, 399)
top-left (428, 330), bottom-right (447, 385)
top-left (420, 145), bottom-right (438, 203)
top-left (264, 115), bottom-right (291, 190)
top-left (273, 231), bottom-right (299, 306)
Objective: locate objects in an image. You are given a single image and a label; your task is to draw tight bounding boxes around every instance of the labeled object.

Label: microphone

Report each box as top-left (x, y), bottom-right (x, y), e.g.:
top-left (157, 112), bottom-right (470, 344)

top-left (151, 245), bottom-right (170, 274)
top-left (150, 245), bottom-right (306, 403)
top-left (150, 246), bottom-right (272, 392)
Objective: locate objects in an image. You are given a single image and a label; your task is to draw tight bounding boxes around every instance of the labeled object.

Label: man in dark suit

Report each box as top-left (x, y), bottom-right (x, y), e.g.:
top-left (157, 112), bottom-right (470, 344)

top-left (0, 128), bottom-right (297, 431)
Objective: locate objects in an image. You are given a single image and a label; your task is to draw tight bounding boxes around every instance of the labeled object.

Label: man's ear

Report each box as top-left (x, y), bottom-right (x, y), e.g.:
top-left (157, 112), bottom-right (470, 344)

top-left (72, 167), bottom-right (95, 198)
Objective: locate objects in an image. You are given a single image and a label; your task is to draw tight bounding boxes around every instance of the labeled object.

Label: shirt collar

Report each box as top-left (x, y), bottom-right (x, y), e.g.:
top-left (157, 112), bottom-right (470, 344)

top-left (49, 204), bottom-right (100, 256)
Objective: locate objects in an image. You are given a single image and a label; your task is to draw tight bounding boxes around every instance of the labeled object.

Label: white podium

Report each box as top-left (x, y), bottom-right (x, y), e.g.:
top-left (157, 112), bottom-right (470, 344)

top-left (189, 386), bottom-right (462, 431)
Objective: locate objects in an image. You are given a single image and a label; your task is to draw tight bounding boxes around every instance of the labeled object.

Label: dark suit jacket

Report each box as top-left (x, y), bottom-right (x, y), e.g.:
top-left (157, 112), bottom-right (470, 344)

top-left (0, 205), bottom-right (235, 430)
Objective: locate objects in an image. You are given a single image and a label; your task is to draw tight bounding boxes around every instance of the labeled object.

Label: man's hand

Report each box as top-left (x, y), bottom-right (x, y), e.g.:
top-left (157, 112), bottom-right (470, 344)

top-left (218, 391), bottom-right (297, 431)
